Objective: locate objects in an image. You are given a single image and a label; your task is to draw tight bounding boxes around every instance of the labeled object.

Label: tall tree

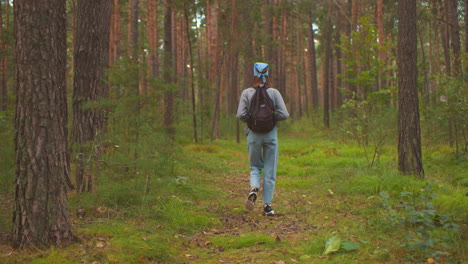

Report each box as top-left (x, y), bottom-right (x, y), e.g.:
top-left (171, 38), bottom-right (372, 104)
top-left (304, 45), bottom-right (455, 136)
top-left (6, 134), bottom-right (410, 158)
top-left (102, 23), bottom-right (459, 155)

top-left (128, 0), bottom-right (139, 59)
top-left (184, 2), bottom-right (198, 143)
top-left (72, 0), bottom-right (112, 192)
top-left (376, 0), bottom-right (386, 91)
top-left (446, 0), bottom-right (461, 77)
top-left (397, 0), bottom-right (424, 178)
top-left (440, 0), bottom-right (452, 76)
top-left (12, 0), bottom-right (74, 248)
top-left (465, 0), bottom-right (468, 57)
top-left (308, 9), bottom-right (319, 109)
top-left (147, 0), bottom-right (159, 78)
top-left (206, 0), bottom-right (221, 139)
top-left (109, 0), bottom-right (121, 65)
top-left (163, 0), bottom-right (174, 132)
top-left (323, 5), bottom-right (333, 128)
top-left (0, 1), bottom-right (9, 111)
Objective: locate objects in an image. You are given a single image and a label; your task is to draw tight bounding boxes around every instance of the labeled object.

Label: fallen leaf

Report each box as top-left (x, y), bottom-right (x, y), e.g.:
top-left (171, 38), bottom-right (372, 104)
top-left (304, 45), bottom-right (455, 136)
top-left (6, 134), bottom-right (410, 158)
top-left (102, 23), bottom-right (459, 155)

top-left (274, 261), bottom-right (286, 264)
top-left (323, 236), bottom-right (341, 255)
top-left (96, 241), bottom-right (106, 248)
top-left (275, 234), bottom-right (281, 243)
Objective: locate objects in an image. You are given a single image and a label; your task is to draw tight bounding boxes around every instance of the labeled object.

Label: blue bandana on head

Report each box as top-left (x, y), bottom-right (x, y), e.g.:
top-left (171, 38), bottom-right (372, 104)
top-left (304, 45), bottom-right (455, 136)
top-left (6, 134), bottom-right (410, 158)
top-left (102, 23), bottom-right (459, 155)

top-left (253, 62), bottom-right (269, 84)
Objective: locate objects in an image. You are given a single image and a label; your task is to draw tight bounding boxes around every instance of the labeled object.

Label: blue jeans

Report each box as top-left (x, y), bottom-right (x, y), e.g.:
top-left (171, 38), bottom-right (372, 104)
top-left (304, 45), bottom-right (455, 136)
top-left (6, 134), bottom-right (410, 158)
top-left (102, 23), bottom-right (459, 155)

top-left (247, 127), bottom-right (278, 205)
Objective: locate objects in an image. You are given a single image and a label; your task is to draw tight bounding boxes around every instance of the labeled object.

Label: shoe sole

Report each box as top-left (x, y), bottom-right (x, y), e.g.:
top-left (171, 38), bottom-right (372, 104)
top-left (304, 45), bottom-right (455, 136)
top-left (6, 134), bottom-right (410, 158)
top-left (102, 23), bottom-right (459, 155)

top-left (245, 200), bottom-right (255, 211)
top-left (245, 193), bottom-right (257, 211)
top-left (264, 211), bottom-right (274, 216)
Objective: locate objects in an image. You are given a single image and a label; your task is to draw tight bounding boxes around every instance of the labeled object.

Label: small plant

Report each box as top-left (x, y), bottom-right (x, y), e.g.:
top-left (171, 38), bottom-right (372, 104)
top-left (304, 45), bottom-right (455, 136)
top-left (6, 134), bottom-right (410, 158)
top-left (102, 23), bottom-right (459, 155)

top-left (379, 185), bottom-right (460, 263)
top-left (322, 235), bottom-right (359, 255)
top-left (339, 98), bottom-right (395, 167)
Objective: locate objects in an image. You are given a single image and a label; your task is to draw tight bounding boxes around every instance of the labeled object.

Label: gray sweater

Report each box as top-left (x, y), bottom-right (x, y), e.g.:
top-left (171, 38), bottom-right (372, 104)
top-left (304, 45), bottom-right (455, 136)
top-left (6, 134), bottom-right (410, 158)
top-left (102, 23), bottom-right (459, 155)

top-left (236, 87), bottom-right (289, 123)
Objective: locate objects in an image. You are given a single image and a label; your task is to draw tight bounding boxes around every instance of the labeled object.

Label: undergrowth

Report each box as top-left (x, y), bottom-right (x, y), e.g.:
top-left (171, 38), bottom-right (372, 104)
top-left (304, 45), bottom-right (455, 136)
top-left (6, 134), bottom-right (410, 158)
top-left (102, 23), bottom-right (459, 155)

top-left (0, 117), bottom-right (466, 263)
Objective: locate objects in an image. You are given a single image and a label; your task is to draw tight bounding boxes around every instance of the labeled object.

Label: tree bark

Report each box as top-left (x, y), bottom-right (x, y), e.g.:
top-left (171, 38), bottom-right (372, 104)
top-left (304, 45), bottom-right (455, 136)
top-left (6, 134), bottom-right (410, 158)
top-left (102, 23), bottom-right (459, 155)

top-left (206, 0), bottom-right (221, 140)
top-left (397, 0), bottom-right (424, 178)
top-left (128, 0), bottom-right (139, 58)
top-left (334, 20), bottom-right (343, 108)
top-left (147, 0), bottom-right (159, 78)
top-left (440, 0), bottom-right (452, 76)
top-left (72, 0), bottom-right (112, 192)
top-left (163, 1), bottom-right (174, 133)
top-left (184, 4), bottom-right (198, 143)
top-left (12, 0), bottom-right (74, 248)
top-left (323, 7), bottom-right (333, 128)
top-left (109, 0), bottom-right (121, 65)
top-left (465, 0), bottom-right (468, 56)
top-left (446, 0), bottom-right (461, 77)
top-left (376, 0), bottom-right (386, 91)
top-left (0, 2), bottom-right (8, 111)
top-left (308, 10), bottom-right (319, 109)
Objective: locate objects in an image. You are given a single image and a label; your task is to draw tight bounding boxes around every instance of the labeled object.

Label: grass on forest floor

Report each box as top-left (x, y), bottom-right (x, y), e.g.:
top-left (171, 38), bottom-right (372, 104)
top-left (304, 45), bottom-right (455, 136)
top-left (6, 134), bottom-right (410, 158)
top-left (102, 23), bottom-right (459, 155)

top-left (0, 126), bottom-right (467, 264)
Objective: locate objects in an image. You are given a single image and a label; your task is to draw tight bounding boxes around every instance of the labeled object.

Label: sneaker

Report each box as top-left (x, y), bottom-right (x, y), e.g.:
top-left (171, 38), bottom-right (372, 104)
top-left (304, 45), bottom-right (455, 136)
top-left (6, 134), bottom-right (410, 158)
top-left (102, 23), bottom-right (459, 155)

top-left (263, 204), bottom-right (274, 216)
top-left (245, 188), bottom-right (258, 211)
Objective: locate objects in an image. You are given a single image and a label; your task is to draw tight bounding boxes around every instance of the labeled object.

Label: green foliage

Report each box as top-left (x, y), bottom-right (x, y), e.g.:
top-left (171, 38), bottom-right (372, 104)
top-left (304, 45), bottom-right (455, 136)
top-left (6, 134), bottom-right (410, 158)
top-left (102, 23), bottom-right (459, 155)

top-left (338, 98), bottom-right (396, 168)
top-left (155, 197), bottom-right (218, 233)
top-left (79, 221), bottom-right (173, 263)
top-left (348, 170), bottom-right (423, 196)
top-left (28, 248), bottom-right (72, 264)
top-left (210, 233), bottom-right (275, 249)
top-left (339, 16), bottom-right (395, 99)
top-left (336, 16), bottom-right (397, 168)
top-left (379, 186), bottom-right (460, 263)
top-left (0, 110), bottom-right (14, 194)
top-left (421, 75), bottom-right (467, 157)
top-left (323, 236), bottom-right (359, 255)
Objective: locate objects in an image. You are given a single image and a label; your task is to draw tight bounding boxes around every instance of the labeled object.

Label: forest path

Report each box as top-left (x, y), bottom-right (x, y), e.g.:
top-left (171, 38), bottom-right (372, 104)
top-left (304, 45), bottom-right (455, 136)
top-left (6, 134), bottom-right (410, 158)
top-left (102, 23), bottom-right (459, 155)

top-left (179, 132), bottom-right (373, 263)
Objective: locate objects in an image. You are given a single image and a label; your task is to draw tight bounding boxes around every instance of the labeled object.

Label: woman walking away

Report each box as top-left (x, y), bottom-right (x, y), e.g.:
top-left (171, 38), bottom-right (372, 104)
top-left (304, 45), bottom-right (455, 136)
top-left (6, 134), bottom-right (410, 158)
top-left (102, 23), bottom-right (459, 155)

top-left (236, 62), bottom-right (289, 216)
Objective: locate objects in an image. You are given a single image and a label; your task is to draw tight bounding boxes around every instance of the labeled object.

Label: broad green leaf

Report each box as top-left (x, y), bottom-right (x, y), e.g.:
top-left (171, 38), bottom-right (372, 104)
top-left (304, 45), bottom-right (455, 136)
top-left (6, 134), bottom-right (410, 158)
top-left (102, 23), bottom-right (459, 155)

top-left (379, 192), bottom-right (389, 199)
top-left (341, 241), bottom-right (359, 251)
top-left (323, 236), bottom-right (341, 255)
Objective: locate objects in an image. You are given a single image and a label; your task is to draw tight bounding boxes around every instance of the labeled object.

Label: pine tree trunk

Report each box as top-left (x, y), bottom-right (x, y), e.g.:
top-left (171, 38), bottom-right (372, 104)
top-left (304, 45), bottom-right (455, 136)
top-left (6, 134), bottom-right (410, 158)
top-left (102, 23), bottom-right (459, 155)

top-left (376, 0), bottom-right (386, 91)
top-left (417, 19), bottom-right (430, 106)
top-left (183, 4), bottom-right (197, 143)
top-left (334, 22), bottom-right (343, 108)
top-left (128, 0), bottom-right (139, 58)
top-left (163, 1), bottom-right (174, 133)
top-left (0, 2), bottom-right (6, 111)
top-left (12, 0), bottom-right (74, 248)
top-left (397, 0), bottom-right (424, 178)
top-left (323, 8), bottom-right (332, 128)
top-left (72, 0), bottom-right (112, 193)
top-left (206, 0), bottom-right (221, 140)
top-left (447, 0), bottom-right (461, 77)
top-left (441, 0), bottom-right (452, 76)
top-left (348, 0), bottom-right (358, 97)
top-left (228, 0), bottom-right (239, 115)
top-left (465, 0), bottom-right (468, 56)
top-left (308, 11), bottom-right (319, 109)
top-left (147, 0), bottom-right (159, 78)
top-left (109, 0), bottom-right (121, 65)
